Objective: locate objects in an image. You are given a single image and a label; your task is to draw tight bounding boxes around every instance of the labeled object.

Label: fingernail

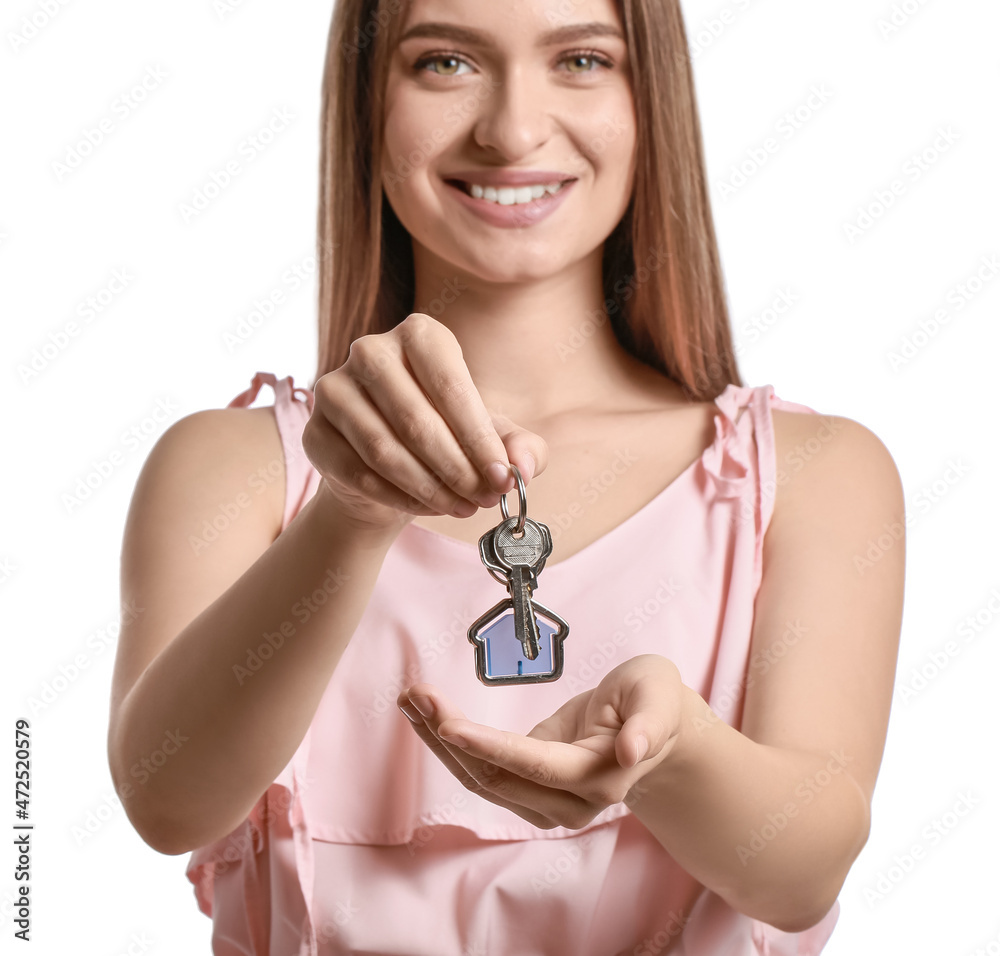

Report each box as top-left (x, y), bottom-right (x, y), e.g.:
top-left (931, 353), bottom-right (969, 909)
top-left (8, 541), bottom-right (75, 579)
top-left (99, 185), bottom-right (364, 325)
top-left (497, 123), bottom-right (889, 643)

top-left (399, 703), bottom-right (423, 723)
top-left (486, 461), bottom-right (510, 492)
top-left (409, 695), bottom-right (434, 718)
top-left (522, 453), bottom-right (536, 481)
top-left (451, 500), bottom-right (477, 518)
top-left (635, 734), bottom-right (649, 764)
top-left (440, 733), bottom-right (469, 748)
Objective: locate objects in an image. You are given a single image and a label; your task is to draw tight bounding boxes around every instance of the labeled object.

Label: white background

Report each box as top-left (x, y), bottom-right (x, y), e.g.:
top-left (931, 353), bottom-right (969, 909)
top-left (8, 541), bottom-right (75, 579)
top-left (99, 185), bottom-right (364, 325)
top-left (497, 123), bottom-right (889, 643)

top-left (2, 0), bottom-right (998, 952)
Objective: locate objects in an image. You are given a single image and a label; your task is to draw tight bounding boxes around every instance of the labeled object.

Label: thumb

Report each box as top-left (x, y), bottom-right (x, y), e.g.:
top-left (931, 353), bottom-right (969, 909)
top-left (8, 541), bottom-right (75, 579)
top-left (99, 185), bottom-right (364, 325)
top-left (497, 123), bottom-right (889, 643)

top-left (492, 414), bottom-right (549, 485)
top-left (612, 657), bottom-right (682, 769)
top-left (616, 714), bottom-right (662, 770)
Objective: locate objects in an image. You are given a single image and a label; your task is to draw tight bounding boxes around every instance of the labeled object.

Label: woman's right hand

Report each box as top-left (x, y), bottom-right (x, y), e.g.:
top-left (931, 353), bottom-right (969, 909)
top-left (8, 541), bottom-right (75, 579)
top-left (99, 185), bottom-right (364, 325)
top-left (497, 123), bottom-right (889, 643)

top-left (302, 313), bottom-right (549, 532)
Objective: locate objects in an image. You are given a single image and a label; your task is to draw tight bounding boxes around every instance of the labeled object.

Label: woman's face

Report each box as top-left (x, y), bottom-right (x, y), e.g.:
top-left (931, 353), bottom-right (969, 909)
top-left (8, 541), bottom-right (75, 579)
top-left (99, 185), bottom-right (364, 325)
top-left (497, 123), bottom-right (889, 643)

top-left (381, 0), bottom-right (637, 286)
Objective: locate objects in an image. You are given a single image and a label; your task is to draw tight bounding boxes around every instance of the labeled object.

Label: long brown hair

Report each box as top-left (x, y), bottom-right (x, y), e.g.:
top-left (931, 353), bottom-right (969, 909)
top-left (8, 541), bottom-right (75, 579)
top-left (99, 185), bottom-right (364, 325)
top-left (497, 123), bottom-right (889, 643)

top-left (311, 0), bottom-right (742, 401)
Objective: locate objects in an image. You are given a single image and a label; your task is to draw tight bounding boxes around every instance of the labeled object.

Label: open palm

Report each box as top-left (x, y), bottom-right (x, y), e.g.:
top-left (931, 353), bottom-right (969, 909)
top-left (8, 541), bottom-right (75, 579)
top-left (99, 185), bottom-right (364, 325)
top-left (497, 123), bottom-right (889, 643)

top-left (397, 654), bottom-right (685, 830)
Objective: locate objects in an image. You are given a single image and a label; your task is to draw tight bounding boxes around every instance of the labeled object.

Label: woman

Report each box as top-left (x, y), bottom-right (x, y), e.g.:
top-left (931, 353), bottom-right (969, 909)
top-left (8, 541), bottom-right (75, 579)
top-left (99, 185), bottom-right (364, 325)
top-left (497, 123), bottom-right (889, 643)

top-left (107, 0), bottom-right (906, 952)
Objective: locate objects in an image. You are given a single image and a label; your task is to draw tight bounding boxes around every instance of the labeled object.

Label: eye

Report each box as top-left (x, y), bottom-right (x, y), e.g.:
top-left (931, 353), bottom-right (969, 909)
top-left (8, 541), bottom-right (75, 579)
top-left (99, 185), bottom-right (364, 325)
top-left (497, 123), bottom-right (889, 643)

top-left (413, 54), bottom-right (473, 77)
top-left (561, 50), bottom-right (614, 74)
top-left (412, 49), bottom-right (615, 79)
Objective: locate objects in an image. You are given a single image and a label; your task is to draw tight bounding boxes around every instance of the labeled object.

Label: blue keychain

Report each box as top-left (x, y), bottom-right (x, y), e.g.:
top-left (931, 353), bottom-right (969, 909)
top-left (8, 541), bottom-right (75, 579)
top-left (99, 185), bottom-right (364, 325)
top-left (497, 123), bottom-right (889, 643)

top-left (467, 465), bottom-right (569, 685)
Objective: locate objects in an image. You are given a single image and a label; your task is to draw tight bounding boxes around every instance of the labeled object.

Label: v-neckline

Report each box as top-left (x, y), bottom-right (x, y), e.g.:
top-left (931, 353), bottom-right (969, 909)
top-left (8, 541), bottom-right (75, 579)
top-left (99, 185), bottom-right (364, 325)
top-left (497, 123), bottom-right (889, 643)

top-left (404, 384), bottom-right (741, 574)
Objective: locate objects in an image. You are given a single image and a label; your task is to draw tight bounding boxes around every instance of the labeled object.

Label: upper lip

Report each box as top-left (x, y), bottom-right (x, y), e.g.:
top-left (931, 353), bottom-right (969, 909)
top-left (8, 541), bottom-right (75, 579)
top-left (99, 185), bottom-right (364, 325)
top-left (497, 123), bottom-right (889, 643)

top-left (445, 170), bottom-right (577, 188)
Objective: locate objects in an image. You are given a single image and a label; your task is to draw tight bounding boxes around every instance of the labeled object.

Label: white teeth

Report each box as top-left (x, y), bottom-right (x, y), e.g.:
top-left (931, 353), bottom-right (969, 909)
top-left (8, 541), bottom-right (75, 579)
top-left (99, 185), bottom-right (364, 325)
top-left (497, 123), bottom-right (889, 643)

top-left (466, 181), bottom-right (566, 204)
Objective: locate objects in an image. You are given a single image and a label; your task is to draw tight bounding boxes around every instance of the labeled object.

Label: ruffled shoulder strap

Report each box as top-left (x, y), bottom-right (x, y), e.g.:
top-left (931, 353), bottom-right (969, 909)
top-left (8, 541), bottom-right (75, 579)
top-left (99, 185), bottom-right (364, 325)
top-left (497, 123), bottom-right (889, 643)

top-left (712, 383), bottom-right (822, 589)
top-left (227, 371), bottom-right (320, 532)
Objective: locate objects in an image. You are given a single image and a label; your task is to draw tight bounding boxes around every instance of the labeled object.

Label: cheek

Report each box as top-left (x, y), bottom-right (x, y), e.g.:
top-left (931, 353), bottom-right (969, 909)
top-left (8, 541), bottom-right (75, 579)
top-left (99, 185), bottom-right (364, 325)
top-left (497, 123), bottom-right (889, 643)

top-left (382, 108), bottom-right (451, 189)
top-left (574, 92), bottom-right (635, 168)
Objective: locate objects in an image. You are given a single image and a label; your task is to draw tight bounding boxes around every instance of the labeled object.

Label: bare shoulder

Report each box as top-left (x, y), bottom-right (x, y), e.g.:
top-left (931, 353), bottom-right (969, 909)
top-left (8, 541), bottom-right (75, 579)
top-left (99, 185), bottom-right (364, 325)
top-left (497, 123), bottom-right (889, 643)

top-left (769, 408), bottom-right (905, 528)
top-left (148, 405), bottom-right (287, 539)
top-left (111, 404), bottom-right (286, 720)
top-left (743, 404), bottom-right (906, 807)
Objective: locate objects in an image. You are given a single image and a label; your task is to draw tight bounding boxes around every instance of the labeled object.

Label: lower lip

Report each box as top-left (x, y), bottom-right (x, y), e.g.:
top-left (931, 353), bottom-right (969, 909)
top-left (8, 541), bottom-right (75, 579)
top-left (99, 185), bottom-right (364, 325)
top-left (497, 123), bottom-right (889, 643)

top-left (444, 179), bottom-right (576, 228)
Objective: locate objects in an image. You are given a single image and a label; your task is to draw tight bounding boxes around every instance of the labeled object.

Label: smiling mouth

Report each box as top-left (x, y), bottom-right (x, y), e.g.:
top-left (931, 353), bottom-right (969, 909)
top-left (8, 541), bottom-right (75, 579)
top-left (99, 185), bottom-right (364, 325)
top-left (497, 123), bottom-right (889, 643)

top-left (446, 179), bottom-right (575, 205)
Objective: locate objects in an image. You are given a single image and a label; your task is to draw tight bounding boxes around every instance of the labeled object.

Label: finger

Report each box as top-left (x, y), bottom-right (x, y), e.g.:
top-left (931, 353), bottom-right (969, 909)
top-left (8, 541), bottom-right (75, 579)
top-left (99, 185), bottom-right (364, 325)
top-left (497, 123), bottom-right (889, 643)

top-left (438, 717), bottom-right (627, 820)
top-left (400, 685), bottom-right (601, 822)
top-left (396, 315), bottom-right (513, 494)
top-left (612, 655), bottom-right (683, 770)
top-left (405, 683), bottom-right (609, 795)
top-left (353, 342), bottom-right (499, 509)
top-left (396, 687), bottom-right (556, 827)
top-left (491, 411), bottom-right (549, 484)
top-left (525, 690), bottom-right (591, 742)
top-left (314, 369), bottom-right (480, 517)
top-left (435, 714), bottom-right (609, 792)
top-left (303, 409), bottom-right (439, 516)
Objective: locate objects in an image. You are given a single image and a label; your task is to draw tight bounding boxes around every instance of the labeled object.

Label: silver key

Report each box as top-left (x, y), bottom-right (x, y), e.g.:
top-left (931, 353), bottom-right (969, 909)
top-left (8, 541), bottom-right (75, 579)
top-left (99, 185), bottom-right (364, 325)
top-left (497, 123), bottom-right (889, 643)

top-left (491, 516), bottom-right (551, 660)
top-left (468, 464), bottom-right (569, 686)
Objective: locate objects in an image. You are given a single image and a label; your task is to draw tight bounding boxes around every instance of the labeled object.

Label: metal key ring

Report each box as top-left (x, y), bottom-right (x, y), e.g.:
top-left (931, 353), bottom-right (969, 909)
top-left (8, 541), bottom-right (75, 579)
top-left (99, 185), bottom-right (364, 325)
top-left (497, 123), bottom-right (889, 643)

top-left (498, 464), bottom-right (527, 534)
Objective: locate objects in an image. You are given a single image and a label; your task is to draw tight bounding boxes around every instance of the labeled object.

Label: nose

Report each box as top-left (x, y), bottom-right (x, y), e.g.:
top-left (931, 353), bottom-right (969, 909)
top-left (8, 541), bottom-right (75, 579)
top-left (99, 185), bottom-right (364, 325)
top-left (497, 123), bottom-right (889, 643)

top-left (471, 65), bottom-right (554, 160)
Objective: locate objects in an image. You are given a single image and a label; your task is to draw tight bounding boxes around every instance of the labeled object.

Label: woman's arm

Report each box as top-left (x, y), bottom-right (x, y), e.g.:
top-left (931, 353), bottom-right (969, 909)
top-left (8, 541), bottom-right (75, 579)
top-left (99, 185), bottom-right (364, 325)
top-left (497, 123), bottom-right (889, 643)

top-left (107, 407), bottom-right (399, 855)
top-left (109, 317), bottom-right (547, 857)
top-left (625, 410), bottom-right (906, 932)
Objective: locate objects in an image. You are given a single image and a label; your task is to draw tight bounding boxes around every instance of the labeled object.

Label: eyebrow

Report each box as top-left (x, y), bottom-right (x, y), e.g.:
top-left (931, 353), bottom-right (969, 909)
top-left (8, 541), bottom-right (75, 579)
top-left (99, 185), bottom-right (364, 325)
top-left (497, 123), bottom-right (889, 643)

top-left (397, 20), bottom-right (625, 48)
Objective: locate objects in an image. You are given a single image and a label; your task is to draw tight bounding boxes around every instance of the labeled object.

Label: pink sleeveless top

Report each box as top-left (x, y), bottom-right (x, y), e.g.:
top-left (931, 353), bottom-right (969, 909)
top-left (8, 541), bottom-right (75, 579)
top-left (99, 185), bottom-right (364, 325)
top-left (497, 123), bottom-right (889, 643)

top-left (185, 371), bottom-right (841, 955)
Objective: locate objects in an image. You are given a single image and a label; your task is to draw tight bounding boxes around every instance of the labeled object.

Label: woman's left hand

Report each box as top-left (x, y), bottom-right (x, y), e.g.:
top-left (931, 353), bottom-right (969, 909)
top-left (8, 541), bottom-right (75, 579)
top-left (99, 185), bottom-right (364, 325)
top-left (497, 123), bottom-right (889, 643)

top-left (397, 654), bottom-right (686, 830)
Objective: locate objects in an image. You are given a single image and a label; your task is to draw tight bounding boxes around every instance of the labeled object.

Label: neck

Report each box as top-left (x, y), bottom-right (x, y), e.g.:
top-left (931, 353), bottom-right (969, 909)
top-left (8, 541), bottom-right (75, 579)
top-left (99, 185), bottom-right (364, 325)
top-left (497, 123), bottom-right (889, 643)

top-left (411, 246), bottom-right (657, 423)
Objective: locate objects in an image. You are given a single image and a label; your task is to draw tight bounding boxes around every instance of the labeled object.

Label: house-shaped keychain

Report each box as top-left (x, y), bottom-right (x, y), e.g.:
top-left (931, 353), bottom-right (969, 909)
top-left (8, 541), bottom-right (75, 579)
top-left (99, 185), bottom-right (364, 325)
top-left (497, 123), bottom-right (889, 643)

top-left (467, 598), bottom-right (569, 686)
